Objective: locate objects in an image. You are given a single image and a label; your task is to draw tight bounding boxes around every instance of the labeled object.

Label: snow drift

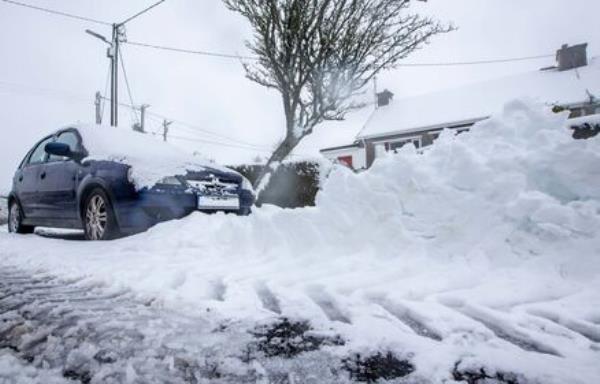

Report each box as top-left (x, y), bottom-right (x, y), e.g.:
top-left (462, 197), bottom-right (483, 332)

top-left (2, 100), bottom-right (600, 383)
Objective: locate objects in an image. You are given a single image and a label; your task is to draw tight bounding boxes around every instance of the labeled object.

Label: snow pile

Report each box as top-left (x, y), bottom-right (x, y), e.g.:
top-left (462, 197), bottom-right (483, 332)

top-left (73, 124), bottom-right (235, 189)
top-left (2, 101), bottom-right (600, 382)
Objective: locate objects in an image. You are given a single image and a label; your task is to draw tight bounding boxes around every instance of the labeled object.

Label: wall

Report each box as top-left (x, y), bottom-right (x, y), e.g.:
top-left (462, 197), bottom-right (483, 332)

top-left (231, 161), bottom-right (324, 208)
top-left (320, 146), bottom-right (366, 170)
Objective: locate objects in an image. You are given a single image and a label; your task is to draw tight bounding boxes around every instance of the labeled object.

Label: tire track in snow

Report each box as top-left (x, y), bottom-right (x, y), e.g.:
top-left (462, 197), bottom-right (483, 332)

top-left (441, 301), bottom-right (562, 357)
top-left (372, 298), bottom-right (443, 341)
top-left (255, 283), bottom-right (282, 314)
top-left (306, 287), bottom-right (352, 324)
top-left (526, 309), bottom-right (600, 343)
top-left (0, 267), bottom-right (351, 384)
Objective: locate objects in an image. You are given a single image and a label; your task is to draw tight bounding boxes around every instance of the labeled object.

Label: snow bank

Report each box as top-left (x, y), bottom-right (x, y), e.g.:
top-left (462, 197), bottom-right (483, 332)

top-left (73, 124), bottom-right (235, 189)
top-left (2, 101), bottom-right (600, 383)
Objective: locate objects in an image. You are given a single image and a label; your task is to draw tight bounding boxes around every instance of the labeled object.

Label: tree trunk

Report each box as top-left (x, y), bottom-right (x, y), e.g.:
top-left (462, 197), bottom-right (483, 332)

top-left (253, 133), bottom-right (301, 192)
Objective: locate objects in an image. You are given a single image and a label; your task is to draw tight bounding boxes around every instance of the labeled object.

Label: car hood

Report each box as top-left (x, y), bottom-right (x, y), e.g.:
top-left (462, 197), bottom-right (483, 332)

top-left (71, 124), bottom-right (242, 190)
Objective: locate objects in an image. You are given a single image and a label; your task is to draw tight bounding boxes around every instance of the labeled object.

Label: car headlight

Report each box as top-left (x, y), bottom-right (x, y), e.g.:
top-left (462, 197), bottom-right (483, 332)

top-left (241, 176), bottom-right (254, 194)
top-left (158, 176), bottom-right (183, 186)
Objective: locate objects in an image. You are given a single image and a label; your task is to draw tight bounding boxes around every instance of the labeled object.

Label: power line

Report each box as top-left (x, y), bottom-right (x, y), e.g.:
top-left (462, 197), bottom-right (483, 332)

top-left (125, 40), bottom-right (555, 67)
top-left (100, 62), bottom-right (112, 123)
top-left (119, 0), bottom-right (166, 25)
top-left (0, 0), bottom-right (111, 25)
top-left (118, 48), bottom-right (139, 123)
top-left (125, 41), bottom-right (256, 60)
top-left (104, 97), bottom-right (273, 151)
top-left (149, 132), bottom-right (269, 152)
top-left (145, 114), bottom-right (272, 151)
top-left (396, 54), bottom-right (555, 67)
top-left (0, 0), bottom-right (556, 68)
top-left (147, 112), bottom-right (272, 149)
top-left (0, 78), bottom-right (271, 152)
top-left (151, 131), bottom-right (311, 158)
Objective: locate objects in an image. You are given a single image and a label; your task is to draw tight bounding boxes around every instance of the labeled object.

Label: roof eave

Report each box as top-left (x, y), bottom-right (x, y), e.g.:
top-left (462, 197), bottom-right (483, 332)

top-left (356, 116), bottom-right (489, 141)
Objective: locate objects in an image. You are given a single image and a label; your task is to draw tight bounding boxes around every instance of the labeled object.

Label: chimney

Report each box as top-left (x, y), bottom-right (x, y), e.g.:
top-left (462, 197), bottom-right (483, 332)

top-left (377, 89), bottom-right (394, 107)
top-left (556, 43), bottom-right (588, 71)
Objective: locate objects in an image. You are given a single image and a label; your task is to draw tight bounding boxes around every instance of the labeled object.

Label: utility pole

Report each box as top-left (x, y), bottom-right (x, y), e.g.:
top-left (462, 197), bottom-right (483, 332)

top-left (132, 104), bottom-right (149, 133)
top-left (94, 91), bottom-right (102, 124)
top-left (86, 1), bottom-right (166, 128)
top-left (109, 24), bottom-right (121, 127)
top-left (140, 104), bottom-right (149, 133)
top-left (162, 120), bottom-right (172, 142)
top-left (86, 27), bottom-right (123, 127)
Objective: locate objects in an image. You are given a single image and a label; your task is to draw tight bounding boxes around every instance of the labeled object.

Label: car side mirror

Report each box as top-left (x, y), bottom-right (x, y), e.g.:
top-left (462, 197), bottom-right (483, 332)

top-left (45, 142), bottom-right (74, 158)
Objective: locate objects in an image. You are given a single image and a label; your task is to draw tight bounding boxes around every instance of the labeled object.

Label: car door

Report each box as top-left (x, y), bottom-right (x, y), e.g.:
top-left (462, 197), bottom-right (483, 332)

top-left (37, 130), bottom-right (82, 220)
top-left (15, 136), bottom-right (53, 219)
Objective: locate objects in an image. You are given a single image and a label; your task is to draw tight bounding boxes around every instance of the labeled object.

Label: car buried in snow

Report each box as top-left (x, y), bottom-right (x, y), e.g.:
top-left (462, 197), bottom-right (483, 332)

top-left (7, 125), bottom-right (255, 240)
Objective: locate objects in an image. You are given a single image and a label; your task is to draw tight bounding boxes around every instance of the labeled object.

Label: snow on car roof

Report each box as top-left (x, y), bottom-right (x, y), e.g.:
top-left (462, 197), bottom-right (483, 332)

top-left (68, 123), bottom-right (236, 190)
top-left (357, 57), bottom-right (600, 139)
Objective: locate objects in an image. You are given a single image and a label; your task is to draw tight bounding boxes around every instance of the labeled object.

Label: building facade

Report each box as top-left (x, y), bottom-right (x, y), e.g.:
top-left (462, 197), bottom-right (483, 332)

top-left (321, 43), bottom-right (600, 170)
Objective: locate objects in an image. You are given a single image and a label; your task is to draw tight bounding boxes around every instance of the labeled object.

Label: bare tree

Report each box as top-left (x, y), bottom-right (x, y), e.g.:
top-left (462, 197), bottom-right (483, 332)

top-left (224, 0), bottom-right (453, 188)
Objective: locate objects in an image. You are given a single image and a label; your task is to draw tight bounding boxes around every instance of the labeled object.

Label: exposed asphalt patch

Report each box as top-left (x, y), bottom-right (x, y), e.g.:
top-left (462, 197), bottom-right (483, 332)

top-left (250, 318), bottom-right (345, 358)
top-left (342, 351), bottom-right (415, 383)
top-left (452, 361), bottom-right (523, 384)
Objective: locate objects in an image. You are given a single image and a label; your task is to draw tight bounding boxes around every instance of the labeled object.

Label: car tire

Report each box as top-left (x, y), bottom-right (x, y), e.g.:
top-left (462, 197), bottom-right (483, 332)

top-left (8, 200), bottom-right (35, 234)
top-left (83, 188), bottom-right (120, 241)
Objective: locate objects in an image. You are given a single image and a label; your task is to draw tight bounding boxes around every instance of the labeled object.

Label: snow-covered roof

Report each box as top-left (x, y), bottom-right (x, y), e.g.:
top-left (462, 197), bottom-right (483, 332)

top-left (357, 57), bottom-right (600, 140)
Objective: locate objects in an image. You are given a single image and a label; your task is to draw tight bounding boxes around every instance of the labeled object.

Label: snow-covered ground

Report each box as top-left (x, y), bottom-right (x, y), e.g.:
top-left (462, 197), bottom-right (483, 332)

top-left (0, 198), bottom-right (7, 226)
top-left (1, 100), bottom-right (599, 383)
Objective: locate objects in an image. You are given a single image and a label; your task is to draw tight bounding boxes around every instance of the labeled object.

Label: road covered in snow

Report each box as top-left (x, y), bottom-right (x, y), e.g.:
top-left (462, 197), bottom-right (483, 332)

top-left (1, 100), bottom-right (600, 383)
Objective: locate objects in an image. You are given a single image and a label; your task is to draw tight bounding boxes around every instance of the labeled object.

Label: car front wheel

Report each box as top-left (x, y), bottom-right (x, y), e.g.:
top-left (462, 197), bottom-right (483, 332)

top-left (83, 189), bottom-right (119, 241)
top-left (8, 200), bottom-right (34, 234)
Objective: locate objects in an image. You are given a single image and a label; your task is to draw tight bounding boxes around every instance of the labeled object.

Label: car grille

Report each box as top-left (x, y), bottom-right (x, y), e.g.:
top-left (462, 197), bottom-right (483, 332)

top-left (185, 175), bottom-right (239, 195)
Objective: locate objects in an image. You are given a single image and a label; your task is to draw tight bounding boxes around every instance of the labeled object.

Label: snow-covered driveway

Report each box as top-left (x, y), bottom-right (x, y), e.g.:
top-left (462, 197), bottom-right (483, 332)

top-left (1, 101), bottom-right (599, 383)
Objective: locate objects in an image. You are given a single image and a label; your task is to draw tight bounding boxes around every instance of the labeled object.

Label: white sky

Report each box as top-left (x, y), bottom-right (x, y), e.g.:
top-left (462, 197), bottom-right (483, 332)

top-left (1, 0), bottom-right (599, 191)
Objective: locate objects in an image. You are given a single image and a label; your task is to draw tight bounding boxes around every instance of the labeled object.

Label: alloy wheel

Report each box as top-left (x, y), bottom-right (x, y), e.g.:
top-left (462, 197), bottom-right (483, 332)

top-left (85, 195), bottom-right (108, 240)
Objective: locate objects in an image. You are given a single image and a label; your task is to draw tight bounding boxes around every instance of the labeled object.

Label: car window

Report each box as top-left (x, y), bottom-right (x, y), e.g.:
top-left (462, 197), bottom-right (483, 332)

top-left (27, 137), bottom-right (53, 165)
top-left (48, 131), bottom-right (80, 162)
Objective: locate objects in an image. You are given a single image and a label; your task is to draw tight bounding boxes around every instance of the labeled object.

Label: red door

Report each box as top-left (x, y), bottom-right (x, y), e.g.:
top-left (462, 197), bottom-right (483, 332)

top-left (338, 155), bottom-right (353, 168)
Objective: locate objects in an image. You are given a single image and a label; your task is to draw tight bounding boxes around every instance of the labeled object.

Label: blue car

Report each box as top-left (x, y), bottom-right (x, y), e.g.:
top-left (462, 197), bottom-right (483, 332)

top-left (8, 126), bottom-right (255, 240)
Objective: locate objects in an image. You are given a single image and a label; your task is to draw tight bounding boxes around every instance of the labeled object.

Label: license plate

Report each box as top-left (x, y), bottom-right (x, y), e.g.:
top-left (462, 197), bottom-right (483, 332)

top-left (198, 195), bottom-right (240, 210)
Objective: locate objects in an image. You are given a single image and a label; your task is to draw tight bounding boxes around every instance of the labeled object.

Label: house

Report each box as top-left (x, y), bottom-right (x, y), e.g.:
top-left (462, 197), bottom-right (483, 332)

top-left (321, 43), bottom-right (600, 170)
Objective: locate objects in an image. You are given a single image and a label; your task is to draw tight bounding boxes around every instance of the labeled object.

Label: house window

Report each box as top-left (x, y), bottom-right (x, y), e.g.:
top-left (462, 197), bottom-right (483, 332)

top-left (569, 108), bottom-right (583, 118)
top-left (337, 155), bottom-right (353, 168)
top-left (388, 137), bottom-right (421, 153)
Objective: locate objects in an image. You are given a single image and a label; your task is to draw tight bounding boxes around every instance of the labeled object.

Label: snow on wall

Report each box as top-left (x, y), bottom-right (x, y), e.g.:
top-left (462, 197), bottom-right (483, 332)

top-left (2, 100), bottom-right (600, 382)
